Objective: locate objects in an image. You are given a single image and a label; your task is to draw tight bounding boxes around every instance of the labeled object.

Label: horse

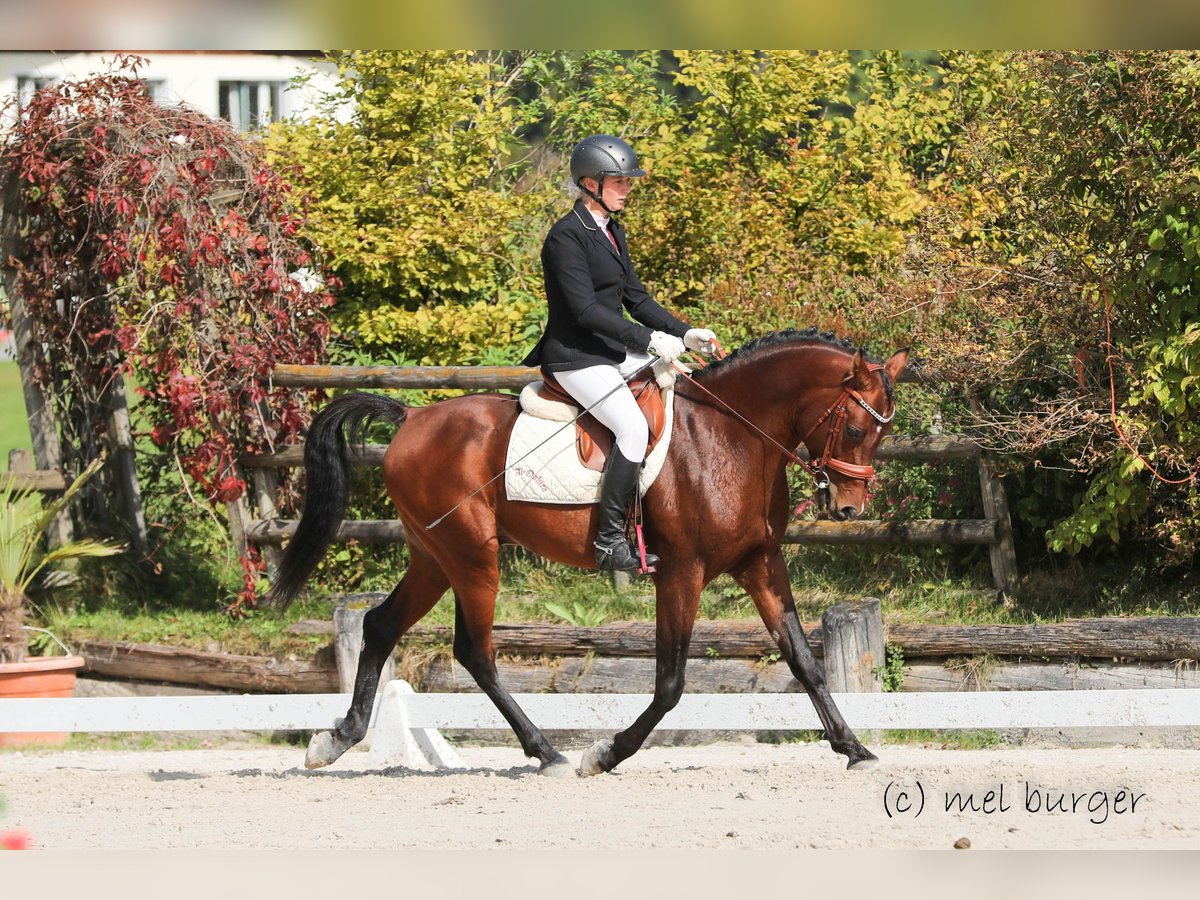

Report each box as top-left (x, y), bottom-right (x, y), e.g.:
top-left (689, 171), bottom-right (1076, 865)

top-left (267, 328), bottom-right (909, 776)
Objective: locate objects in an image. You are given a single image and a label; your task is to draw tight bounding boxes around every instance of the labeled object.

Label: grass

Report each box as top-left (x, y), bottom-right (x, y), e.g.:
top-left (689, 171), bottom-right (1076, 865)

top-left (41, 597), bottom-right (337, 658)
top-left (0, 360), bottom-right (32, 468)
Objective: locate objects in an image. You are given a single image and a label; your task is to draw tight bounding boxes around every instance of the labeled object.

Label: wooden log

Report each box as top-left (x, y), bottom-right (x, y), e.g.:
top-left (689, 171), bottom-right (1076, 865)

top-left (821, 598), bottom-right (884, 693)
top-left (888, 617), bottom-right (1200, 661)
top-left (271, 363), bottom-right (939, 390)
top-left (798, 434), bottom-right (982, 462)
top-left (78, 640), bottom-right (338, 693)
top-left (241, 434), bottom-right (981, 470)
top-left (301, 604), bottom-right (823, 659)
top-left (419, 656), bottom-right (806, 695)
top-left (71, 638), bottom-right (1200, 696)
top-left (246, 517), bottom-right (995, 547)
top-left (419, 656), bottom-right (1200, 695)
top-left (290, 614), bottom-right (1200, 662)
top-left (332, 596), bottom-right (394, 694)
top-left (271, 364), bottom-right (538, 391)
top-left (1, 453), bottom-right (67, 491)
top-left (785, 519), bottom-right (996, 545)
top-left (247, 518), bottom-right (408, 545)
top-left (241, 443), bottom-right (385, 469)
top-left (901, 659), bottom-right (1200, 692)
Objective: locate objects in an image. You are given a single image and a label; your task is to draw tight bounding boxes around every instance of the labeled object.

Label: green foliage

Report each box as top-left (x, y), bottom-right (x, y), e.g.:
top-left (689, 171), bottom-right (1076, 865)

top-left (267, 51), bottom-right (553, 313)
top-left (874, 643), bottom-right (908, 693)
top-left (930, 51), bottom-right (1200, 563)
top-left (347, 291), bottom-right (543, 366)
top-left (541, 599), bottom-right (609, 628)
top-left (0, 458), bottom-right (124, 662)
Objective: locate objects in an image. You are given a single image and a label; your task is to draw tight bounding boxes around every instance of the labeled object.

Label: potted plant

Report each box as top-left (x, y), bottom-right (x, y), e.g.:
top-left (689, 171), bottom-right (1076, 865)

top-left (0, 458), bottom-right (123, 747)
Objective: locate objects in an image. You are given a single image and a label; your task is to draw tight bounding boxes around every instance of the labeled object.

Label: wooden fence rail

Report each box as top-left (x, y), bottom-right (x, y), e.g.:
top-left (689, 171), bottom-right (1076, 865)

top-left (70, 614), bottom-right (1200, 696)
top-left (242, 365), bottom-right (1019, 592)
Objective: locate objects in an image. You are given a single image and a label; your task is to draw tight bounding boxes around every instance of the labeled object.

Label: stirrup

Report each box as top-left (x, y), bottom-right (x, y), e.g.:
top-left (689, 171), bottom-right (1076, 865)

top-left (595, 537), bottom-right (658, 575)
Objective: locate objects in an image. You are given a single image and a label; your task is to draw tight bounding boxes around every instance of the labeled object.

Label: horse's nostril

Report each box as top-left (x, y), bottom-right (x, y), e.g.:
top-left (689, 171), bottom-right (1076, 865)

top-left (838, 506), bottom-right (858, 521)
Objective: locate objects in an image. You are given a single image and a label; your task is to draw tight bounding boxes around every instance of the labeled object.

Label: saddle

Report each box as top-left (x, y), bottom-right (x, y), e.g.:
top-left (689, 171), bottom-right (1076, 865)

top-left (527, 370), bottom-right (667, 472)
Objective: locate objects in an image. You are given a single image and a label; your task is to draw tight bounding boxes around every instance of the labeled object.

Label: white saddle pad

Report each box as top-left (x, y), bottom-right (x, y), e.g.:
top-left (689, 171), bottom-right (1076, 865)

top-left (504, 379), bottom-right (677, 505)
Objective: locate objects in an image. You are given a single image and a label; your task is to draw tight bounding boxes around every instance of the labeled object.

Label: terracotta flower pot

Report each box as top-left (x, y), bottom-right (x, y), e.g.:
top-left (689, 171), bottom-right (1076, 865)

top-left (0, 655), bottom-right (84, 748)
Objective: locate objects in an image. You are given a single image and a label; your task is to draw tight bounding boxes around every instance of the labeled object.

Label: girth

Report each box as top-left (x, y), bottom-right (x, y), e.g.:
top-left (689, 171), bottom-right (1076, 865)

top-left (538, 370), bottom-right (666, 472)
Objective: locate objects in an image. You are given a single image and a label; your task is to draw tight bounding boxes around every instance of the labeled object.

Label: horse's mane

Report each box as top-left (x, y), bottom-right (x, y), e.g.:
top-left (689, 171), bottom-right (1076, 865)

top-left (693, 327), bottom-right (894, 402)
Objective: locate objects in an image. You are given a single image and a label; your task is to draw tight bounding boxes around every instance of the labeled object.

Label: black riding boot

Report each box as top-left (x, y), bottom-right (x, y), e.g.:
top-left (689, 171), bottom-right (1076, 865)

top-left (594, 446), bottom-right (660, 573)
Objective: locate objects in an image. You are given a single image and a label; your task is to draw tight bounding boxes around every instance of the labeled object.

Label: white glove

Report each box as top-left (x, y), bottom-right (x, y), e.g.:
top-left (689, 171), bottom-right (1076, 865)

top-left (684, 328), bottom-right (718, 356)
top-left (647, 331), bottom-right (686, 362)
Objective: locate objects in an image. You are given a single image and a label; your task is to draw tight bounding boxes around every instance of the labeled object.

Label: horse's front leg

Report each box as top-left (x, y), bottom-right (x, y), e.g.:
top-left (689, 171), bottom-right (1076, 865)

top-left (579, 567), bottom-right (702, 776)
top-left (733, 550), bottom-right (876, 769)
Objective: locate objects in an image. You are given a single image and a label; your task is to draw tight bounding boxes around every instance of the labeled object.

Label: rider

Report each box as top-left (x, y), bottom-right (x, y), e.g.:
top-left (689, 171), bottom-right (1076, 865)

top-left (522, 134), bottom-right (717, 573)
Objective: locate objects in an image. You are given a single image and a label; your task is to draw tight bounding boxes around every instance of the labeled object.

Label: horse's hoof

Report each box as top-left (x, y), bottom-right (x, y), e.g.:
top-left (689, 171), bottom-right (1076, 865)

top-left (846, 749), bottom-right (879, 771)
top-left (578, 739), bottom-right (615, 777)
top-left (304, 730), bottom-right (343, 769)
top-left (538, 757), bottom-right (576, 778)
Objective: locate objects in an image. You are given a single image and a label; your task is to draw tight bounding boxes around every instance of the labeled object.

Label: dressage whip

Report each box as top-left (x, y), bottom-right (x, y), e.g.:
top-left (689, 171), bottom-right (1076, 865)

top-left (424, 358), bottom-right (658, 530)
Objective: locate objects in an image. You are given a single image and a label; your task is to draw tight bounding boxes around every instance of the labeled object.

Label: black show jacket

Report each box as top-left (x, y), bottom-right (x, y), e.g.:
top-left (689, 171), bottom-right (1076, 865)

top-left (522, 200), bottom-right (690, 373)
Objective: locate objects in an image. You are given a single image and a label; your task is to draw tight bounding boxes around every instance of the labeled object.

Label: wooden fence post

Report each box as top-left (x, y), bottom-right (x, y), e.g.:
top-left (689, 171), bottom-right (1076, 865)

top-left (105, 369), bottom-right (149, 558)
top-left (251, 468), bottom-right (283, 578)
top-left (976, 452), bottom-right (1019, 597)
top-left (821, 598), bottom-right (885, 694)
top-left (333, 594), bottom-right (395, 695)
top-left (5, 285), bottom-right (73, 547)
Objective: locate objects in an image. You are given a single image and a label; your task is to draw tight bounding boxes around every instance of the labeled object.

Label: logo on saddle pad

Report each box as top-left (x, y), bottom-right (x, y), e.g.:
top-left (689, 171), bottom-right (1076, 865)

top-left (505, 361), bottom-right (679, 505)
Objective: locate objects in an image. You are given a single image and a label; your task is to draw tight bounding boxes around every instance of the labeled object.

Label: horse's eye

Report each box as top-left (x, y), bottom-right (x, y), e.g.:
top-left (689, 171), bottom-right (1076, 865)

top-left (846, 425), bottom-right (864, 440)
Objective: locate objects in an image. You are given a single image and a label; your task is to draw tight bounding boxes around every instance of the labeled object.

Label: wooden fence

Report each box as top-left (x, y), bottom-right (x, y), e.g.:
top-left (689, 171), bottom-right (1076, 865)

top-left (238, 364), bottom-right (1020, 593)
top-left (71, 607), bottom-right (1200, 697)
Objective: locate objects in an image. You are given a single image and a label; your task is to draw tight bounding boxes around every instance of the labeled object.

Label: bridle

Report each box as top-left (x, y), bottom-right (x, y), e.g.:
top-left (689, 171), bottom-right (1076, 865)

top-left (793, 364), bottom-right (894, 508)
top-left (677, 347), bottom-right (894, 506)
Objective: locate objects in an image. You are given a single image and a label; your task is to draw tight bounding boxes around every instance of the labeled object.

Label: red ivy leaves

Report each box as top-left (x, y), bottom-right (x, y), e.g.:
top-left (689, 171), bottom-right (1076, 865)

top-left (0, 60), bottom-right (334, 615)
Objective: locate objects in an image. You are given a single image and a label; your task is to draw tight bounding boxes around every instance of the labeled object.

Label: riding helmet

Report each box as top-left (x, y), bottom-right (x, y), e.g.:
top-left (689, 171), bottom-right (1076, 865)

top-left (569, 135), bottom-right (646, 187)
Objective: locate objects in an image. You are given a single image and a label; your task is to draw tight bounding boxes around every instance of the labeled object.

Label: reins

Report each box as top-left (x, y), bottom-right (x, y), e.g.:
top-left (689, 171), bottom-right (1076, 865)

top-left (677, 340), bottom-right (894, 493)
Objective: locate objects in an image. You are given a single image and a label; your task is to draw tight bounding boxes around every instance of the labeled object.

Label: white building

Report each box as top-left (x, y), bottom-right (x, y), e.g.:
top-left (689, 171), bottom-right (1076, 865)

top-left (0, 51), bottom-right (341, 131)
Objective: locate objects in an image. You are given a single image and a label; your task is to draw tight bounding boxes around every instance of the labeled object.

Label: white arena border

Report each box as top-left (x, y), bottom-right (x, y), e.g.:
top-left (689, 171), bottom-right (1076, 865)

top-left (3, 684), bottom-right (1199, 769)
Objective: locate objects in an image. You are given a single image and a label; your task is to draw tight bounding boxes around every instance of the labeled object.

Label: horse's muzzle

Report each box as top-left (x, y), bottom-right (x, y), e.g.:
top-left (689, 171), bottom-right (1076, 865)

top-left (831, 505), bottom-right (860, 522)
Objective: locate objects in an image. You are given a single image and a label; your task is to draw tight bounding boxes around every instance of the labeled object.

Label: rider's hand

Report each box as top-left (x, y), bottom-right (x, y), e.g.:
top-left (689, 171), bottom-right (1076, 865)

top-left (648, 331), bottom-right (686, 362)
top-left (684, 328), bottom-right (718, 356)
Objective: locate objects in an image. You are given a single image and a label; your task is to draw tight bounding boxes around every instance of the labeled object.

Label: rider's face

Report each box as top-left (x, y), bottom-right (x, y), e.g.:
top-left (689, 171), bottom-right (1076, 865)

top-left (586, 175), bottom-right (635, 211)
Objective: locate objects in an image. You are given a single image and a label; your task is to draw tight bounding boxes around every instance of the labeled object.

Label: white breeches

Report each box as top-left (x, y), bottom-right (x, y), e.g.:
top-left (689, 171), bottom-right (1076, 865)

top-left (554, 351), bottom-right (653, 463)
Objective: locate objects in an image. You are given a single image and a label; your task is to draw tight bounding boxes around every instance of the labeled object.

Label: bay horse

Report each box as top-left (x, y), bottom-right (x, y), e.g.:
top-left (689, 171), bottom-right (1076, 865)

top-left (267, 329), bottom-right (908, 776)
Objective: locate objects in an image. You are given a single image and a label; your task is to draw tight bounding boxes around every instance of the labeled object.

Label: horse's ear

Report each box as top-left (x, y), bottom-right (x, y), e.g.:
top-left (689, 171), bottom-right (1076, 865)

top-left (845, 350), bottom-right (872, 389)
top-left (884, 348), bottom-right (910, 383)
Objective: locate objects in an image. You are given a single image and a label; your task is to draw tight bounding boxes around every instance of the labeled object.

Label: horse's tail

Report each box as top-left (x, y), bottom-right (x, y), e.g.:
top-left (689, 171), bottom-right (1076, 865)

top-left (265, 391), bottom-right (408, 609)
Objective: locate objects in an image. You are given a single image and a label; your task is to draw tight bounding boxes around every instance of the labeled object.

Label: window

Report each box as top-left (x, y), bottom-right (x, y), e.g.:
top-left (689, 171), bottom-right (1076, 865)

top-left (140, 79), bottom-right (169, 104)
top-left (15, 76), bottom-right (56, 109)
top-left (218, 80), bottom-right (287, 131)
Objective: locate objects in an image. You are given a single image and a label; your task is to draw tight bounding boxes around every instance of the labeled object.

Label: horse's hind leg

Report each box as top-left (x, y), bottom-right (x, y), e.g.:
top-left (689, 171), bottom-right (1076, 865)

top-left (732, 551), bottom-right (876, 769)
top-left (448, 560), bottom-right (573, 777)
top-left (305, 548), bottom-right (450, 769)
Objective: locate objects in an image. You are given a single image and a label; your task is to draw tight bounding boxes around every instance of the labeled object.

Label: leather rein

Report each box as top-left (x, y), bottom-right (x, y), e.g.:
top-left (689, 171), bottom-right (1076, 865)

top-left (676, 343), bottom-right (894, 493)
